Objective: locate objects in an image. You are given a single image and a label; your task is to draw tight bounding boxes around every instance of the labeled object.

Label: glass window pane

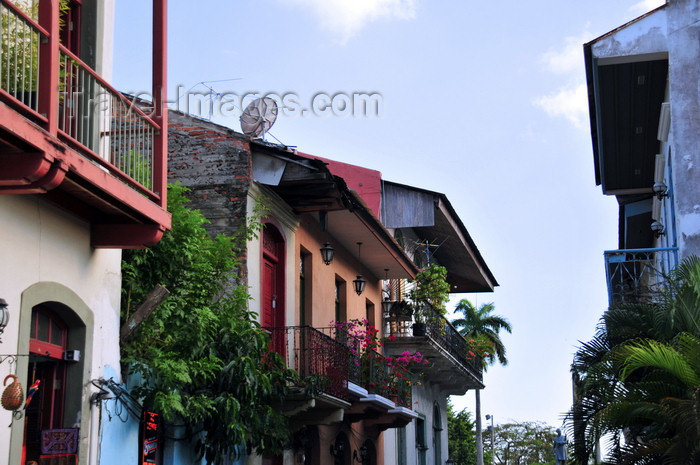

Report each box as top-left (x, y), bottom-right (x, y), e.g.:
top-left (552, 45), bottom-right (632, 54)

top-left (51, 320), bottom-right (63, 346)
top-left (37, 312), bottom-right (50, 342)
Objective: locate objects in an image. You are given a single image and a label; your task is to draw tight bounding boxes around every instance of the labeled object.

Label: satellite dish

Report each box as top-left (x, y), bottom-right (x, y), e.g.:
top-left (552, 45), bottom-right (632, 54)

top-left (240, 97), bottom-right (278, 138)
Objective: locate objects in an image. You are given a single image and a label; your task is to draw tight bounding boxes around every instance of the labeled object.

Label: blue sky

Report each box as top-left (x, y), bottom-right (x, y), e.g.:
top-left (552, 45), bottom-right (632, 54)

top-left (113, 0), bottom-right (664, 429)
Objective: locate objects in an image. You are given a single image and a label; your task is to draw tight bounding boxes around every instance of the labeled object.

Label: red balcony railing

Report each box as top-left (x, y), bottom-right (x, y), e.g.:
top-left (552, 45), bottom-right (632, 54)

top-left (266, 326), bottom-right (350, 402)
top-left (0, 0), bottom-right (164, 203)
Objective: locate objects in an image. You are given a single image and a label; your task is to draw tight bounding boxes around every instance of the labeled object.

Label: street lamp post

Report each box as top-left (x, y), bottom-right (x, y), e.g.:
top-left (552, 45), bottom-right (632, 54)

top-left (485, 414), bottom-right (494, 465)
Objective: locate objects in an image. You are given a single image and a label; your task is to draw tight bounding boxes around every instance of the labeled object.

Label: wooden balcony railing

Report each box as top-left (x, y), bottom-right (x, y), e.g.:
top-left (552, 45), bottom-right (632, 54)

top-left (266, 326), bottom-right (350, 402)
top-left (0, 0), bottom-right (164, 203)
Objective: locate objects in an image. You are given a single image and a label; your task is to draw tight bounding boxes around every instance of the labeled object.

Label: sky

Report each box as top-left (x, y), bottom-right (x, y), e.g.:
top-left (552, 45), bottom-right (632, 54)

top-left (112, 0), bottom-right (665, 430)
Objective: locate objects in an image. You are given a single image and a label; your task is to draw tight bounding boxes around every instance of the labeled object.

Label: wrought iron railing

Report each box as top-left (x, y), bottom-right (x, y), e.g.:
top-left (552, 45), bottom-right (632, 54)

top-left (384, 302), bottom-right (483, 383)
top-left (320, 326), bottom-right (413, 408)
top-left (265, 326), bottom-right (350, 402)
top-left (604, 247), bottom-right (679, 305)
top-left (0, 0), bottom-right (161, 198)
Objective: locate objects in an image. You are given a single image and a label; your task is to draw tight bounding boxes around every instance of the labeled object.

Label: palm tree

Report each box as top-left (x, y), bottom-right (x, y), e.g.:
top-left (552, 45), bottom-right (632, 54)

top-left (569, 255), bottom-right (700, 464)
top-left (604, 332), bottom-right (700, 464)
top-left (452, 300), bottom-right (512, 465)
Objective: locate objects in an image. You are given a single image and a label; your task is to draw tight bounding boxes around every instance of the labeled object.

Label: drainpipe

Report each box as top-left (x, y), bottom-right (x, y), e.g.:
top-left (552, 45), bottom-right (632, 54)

top-left (89, 392), bottom-right (102, 465)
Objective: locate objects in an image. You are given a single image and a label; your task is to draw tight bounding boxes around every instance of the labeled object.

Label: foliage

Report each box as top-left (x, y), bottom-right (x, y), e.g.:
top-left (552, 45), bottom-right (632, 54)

top-left (464, 335), bottom-right (493, 363)
top-left (447, 400), bottom-right (477, 465)
top-left (451, 300), bottom-right (512, 465)
top-left (452, 300), bottom-right (512, 368)
top-left (482, 421), bottom-right (558, 465)
top-left (569, 255), bottom-right (700, 465)
top-left (409, 264), bottom-right (451, 320)
top-left (1, 0), bottom-right (71, 94)
top-left (332, 318), bottom-right (426, 400)
top-left (121, 183), bottom-right (297, 464)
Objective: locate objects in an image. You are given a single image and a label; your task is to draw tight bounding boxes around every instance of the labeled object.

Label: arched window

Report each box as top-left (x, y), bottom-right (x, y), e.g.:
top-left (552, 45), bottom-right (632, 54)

top-left (433, 402), bottom-right (443, 465)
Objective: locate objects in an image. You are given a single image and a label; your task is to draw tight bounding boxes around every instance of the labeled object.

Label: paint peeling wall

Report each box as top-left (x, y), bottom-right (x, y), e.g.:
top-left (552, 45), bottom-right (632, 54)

top-left (666, 0), bottom-right (700, 259)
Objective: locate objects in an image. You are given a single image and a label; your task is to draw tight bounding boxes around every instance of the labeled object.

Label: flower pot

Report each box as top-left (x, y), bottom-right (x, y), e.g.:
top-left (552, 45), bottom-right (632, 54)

top-left (1, 374), bottom-right (24, 411)
top-left (412, 322), bottom-right (426, 337)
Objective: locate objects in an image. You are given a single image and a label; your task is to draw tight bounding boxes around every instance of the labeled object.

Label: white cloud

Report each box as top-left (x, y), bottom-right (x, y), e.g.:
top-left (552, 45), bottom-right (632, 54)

top-left (540, 31), bottom-right (590, 75)
top-left (534, 31), bottom-right (592, 129)
top-left (279, 0), bottom-right (417, 43)
top-left (533, 82), bottom-right (589, 128)
top-left (630, 0), bottom-right (666, 15)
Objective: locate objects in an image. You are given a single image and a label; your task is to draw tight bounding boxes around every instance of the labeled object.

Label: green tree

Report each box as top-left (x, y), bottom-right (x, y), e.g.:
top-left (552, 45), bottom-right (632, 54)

top-left (452, 300), bottom-right (512, 465)
top-left (448, 400), bottom-right (477, 465)
top-left (569, 256), bottom-right (700, 464)
top-left (121, 183), bottom-right (297, 464)
top-left (483, 421), bottom-right (557, 465)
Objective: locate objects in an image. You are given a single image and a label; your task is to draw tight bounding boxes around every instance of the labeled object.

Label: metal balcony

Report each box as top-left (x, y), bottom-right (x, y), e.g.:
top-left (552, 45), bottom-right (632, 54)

top-left (266, 326), bottom-right (350, 402)
top-left (604, 247), bottom-right (679, 305)
top-left (383, 302), bottom-right (484, 394)
top-left (319, 326), bottom-right (414, 409)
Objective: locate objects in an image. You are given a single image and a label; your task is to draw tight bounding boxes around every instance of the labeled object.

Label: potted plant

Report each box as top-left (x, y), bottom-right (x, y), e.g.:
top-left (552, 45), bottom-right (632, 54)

top-left (408, 264), bottom-right (450, 336)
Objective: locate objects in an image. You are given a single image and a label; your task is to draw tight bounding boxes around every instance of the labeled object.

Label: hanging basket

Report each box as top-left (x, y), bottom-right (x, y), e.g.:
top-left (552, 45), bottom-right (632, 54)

top-left (1, 374), bottom-right (24, 411)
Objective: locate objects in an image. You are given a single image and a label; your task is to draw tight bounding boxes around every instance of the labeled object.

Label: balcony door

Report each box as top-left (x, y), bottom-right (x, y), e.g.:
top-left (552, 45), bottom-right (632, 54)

top-left (262, 223), bottom-right (285, 353)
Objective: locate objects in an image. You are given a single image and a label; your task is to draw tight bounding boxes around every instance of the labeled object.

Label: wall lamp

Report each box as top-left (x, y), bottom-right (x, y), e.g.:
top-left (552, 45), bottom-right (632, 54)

top-left (353, 276), bottom-right (366, 296)
top-left (0, 298), bottom-right (9, 342)
top-left (330, 441), bottom-right (345, 457)
top-left (320, 242), bottom-right (335, 265)
top-left (353, 445), bottom-right (368, 463)
top-left (353, 242), bottom-right (366, 295)
top-left (653, 182), bottom-right (668, 200)
top-left (382, 297), bottom-right (393, 317)
top-left (651, 221), bottom-right (665, 238)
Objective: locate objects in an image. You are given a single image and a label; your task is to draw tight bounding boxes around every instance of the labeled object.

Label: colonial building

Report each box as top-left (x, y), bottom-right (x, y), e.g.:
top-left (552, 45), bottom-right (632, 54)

top-left (0, 1), bottom-right (168, 465)
top-left (167, 109), bottom-right (497, 465)
top-left (584, 0), bottom-right (700, 304)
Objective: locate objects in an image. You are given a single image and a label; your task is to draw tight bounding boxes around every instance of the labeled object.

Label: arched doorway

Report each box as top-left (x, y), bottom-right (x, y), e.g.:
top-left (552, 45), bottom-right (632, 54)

top-left (23, 302), bottom-right (86, 465)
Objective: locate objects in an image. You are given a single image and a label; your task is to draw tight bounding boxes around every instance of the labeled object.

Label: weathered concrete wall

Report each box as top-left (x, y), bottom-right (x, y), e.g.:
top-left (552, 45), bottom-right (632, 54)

top-left (667, 0), bottom-right (700, 259)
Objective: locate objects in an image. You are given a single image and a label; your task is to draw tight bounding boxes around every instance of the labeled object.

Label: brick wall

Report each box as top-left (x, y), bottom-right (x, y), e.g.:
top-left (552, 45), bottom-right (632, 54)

top-left (167, 111), bottom-right (253, 284)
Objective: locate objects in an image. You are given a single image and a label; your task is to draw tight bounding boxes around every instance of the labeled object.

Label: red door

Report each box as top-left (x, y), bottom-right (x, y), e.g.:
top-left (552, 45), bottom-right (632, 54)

top-left (261, 226), bottom-right (284, 465)
top-left (262, 224), bottom-right (285, 355)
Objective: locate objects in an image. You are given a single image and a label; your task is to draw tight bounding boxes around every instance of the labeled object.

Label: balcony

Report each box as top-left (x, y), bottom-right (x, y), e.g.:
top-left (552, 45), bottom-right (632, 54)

top-left (312, 326), bottom-right (419, 431)
top-left (604, 247), bottom-right (679, 305)
top-left (0, 0), bottom-right (169, 248)
top-left (266, 326), bottom-right (351, 429)
top-left (383, 303), bottom-right (483, 395)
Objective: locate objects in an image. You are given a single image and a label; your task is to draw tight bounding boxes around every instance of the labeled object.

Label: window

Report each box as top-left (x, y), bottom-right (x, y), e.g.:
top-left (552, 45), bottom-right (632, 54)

top-left (416, 417), bottom-right (427, 465)
top-left (433, 403), bottom-right (443, 465)
top-left (335, 277), bottom-right (346, 323)
top-left (29, 307), bottom-right (67, 358)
